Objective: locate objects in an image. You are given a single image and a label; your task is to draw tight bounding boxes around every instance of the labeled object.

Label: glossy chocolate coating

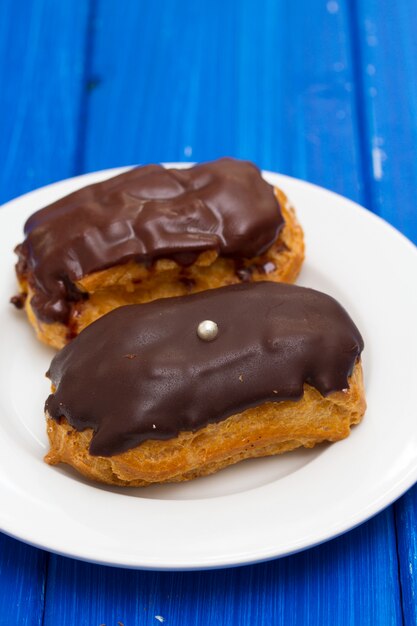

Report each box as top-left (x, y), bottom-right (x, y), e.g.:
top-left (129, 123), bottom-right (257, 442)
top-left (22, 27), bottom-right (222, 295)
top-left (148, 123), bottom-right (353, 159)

top-left (46, 282), bottom-right (364, 457)
top-left (16, 158), bottom-right (283, 323)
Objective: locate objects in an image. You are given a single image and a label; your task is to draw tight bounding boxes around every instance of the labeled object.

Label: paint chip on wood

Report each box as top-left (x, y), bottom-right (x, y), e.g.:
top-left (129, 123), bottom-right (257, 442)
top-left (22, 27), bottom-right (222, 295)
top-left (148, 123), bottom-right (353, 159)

top-left (326, 1), bottom-right (339, 14)
top-left (372, 146), bottom-right (385, 181)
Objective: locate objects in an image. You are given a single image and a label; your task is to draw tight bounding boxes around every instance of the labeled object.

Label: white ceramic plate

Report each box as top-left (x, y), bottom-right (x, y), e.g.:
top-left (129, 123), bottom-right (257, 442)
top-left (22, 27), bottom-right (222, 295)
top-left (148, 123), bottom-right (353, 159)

top-left (0, 166), bottom-right (416, 570)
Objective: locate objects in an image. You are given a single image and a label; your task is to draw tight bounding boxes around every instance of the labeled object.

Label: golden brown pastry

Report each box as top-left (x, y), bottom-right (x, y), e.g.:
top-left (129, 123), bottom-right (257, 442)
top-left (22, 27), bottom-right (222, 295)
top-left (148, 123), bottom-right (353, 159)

top-left (44, 283), bottom-right (366, 487)
top-left (45, 366), bottom-right (364, 487)
top-left (13, 159), bottom-right (304, 349)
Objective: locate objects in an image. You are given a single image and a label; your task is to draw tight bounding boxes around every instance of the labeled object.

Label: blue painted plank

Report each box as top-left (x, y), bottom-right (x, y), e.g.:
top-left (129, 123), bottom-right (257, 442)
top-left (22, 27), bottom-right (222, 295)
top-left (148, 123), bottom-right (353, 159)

top-left (350, 1), bottom-right (417, 624)
top-left (278, 0), bottom-right (366, 201)
top-left (0, 0), bottom-right (91, 203)
top-left (44, 511), bottom-right (401, 626)
top-left (85, 0), bottom-right (264, 170)
top-left (350, 0), bottom-right (417, 242)
top-left (0, 535), bottom-right (45, 626)
top-left (397, 491), bottom-right (417, 626)
top-left (83, 0), bottom-right (366, 202)
top-left (0, 0), bottom-right (91, 624)
top-left (42, 1), bottom-right (403, 625)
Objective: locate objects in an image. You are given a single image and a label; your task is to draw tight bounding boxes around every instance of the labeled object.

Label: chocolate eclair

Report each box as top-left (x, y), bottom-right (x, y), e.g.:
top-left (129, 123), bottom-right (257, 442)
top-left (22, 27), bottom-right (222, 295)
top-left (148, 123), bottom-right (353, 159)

top-left (44, 282), bottom-right (366, 487)
top-left (13, 158), bottom-right (304, 349)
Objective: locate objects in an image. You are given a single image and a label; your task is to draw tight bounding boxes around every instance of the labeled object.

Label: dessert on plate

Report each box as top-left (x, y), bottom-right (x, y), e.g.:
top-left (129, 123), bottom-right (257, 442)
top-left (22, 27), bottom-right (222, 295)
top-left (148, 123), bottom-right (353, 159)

top-left (44, 282), bottom-right (366, 487)
top-left (12, 158), bottom-right (304, 348)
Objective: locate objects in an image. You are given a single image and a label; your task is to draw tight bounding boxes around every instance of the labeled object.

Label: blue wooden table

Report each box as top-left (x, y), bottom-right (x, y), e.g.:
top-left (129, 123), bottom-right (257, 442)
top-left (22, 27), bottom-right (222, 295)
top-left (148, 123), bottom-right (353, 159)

top-left (1, 1), bottom-right (416, 624)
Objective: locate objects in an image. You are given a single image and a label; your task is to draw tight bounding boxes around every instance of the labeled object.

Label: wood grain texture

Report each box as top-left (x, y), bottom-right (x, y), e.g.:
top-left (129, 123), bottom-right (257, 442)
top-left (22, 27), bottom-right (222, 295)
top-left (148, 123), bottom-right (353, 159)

top-left (351, 2), bottom-right (417, 624)
top-left (397, 491), bottom-right (417, 626)
top-left (44, 512), bottom-right (401, 626)
top-left (83, 0), bottom-right (365, 199)
top-left (0, 535), bottom-right (46, 626)
top-left (350, 0), bottom-right (417, 242)
top-left (83, 0), bottom-right (291, 172)
top-left (0, 0), bottom-right (90, 204)
top-left (0, 0), bottom-right (415, 623)
top-left (43, 0), bottom-right (403, 624)
top-left (277, 0), bottom-right (365, 200)
top-left (0, 1), bottom-right (89, 624)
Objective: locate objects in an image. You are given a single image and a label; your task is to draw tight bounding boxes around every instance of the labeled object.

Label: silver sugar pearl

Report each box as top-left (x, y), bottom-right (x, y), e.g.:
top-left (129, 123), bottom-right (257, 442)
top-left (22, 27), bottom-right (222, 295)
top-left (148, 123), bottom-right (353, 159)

top-left (197, 320), bottom-right (219, 341)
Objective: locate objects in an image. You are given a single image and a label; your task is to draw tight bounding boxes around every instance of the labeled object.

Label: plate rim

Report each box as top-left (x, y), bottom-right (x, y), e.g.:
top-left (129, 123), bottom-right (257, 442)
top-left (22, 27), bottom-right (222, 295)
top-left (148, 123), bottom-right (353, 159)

top-left (1, 164), bottom-right (417, 570)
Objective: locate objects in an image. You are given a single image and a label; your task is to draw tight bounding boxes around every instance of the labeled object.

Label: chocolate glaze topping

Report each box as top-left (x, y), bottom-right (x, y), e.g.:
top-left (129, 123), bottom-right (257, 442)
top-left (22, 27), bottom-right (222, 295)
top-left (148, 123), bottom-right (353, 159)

top-left (16, 158), bottom-right (283, 324)
top-left (45, 282), bottom-right (364, 457)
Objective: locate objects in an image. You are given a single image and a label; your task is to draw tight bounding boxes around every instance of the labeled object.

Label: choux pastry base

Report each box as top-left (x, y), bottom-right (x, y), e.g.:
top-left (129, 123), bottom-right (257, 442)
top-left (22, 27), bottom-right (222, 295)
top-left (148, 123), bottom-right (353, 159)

top-left (18, 189), bottom-right (304, 349)
top-left (45, 362), bottom-right (365, 487)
